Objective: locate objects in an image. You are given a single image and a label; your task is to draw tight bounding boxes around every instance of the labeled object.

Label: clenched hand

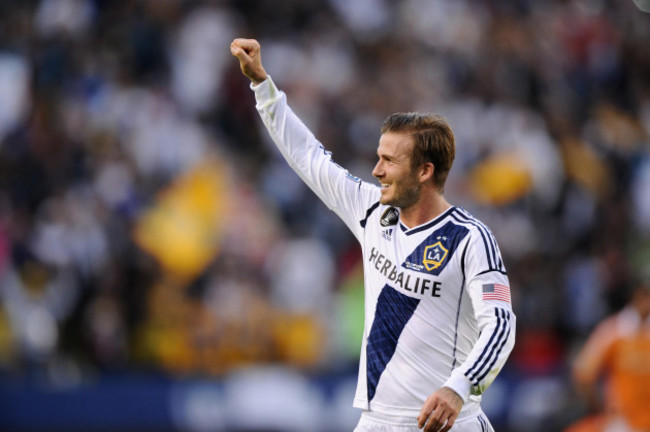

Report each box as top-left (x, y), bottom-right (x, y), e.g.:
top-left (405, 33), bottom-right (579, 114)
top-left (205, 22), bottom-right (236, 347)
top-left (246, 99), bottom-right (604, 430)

top-left (230, 38), bottom-right (268, 85)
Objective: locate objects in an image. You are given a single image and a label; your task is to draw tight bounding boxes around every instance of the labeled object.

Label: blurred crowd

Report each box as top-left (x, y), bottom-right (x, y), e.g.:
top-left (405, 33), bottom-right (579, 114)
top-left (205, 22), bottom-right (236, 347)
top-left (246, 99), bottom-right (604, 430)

top-left (0, 0), bottom-right (649, 429)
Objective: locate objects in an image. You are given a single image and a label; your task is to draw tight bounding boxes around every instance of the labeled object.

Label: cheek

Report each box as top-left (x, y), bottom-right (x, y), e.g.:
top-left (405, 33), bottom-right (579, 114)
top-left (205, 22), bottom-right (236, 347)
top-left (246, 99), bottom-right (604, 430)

top-left (400, 173), bottom-right (421, 195)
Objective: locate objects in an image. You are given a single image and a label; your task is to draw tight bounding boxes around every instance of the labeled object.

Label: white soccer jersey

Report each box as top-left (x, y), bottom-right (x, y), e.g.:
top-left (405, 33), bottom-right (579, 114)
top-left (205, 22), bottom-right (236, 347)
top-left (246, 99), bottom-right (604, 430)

top-left (252, 77), bottom-right (516, 420)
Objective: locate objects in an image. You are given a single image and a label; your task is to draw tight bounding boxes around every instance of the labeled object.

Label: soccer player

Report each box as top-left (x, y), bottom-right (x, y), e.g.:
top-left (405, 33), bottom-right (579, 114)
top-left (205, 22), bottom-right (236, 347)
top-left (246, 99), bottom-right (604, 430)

top-left (231, 38), bottom-right (516, 432)
top-left (566, 282), bottom-right (650, 432)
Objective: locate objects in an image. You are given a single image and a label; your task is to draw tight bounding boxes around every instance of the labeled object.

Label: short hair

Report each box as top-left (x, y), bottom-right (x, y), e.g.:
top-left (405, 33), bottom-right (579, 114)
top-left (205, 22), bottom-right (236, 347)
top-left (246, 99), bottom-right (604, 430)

top-left (380, 113), bottom-right (455, 192)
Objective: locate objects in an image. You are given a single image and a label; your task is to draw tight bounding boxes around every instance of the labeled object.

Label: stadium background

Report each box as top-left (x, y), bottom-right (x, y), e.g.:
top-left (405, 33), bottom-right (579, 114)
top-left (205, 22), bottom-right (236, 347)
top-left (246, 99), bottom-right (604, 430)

top-left (0, 0), bottom-right (648, 431)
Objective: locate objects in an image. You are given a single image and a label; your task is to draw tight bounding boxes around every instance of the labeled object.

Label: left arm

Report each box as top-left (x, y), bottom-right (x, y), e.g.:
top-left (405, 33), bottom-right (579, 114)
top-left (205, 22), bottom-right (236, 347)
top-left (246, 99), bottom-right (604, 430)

top-left (419, 230), bottom-right (516, 431)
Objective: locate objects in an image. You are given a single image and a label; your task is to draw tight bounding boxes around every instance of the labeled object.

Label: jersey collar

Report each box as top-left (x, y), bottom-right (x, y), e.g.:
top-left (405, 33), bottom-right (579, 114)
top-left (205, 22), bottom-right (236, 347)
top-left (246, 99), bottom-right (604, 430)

top-left (399, 206), bottom-right (457, 236)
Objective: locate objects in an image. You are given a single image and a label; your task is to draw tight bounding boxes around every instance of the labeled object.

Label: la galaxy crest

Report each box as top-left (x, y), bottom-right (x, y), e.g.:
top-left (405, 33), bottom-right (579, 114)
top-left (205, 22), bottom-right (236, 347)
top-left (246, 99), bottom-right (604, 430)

top-left (422, 241), bottom-right (448, 271)
top-left (402, 223), bottom-right (467, 276)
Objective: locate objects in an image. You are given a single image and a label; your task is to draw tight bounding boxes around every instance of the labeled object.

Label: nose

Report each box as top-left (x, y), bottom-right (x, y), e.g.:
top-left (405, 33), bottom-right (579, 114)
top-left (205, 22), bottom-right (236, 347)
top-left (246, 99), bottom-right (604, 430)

top-left (372, 160), bottom-right (383, 179)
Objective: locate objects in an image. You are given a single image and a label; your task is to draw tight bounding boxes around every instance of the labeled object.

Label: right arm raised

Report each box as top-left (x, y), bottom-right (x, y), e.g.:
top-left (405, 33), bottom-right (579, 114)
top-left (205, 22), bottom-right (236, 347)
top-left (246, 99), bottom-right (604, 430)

top-left (230, 38), bottom-right (380, 239)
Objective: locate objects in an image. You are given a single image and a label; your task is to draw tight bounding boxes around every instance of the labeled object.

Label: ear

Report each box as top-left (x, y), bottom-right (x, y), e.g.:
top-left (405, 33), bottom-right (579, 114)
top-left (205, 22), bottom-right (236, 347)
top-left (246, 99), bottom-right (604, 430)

top-left (419, 162), bottom-right (435, 184)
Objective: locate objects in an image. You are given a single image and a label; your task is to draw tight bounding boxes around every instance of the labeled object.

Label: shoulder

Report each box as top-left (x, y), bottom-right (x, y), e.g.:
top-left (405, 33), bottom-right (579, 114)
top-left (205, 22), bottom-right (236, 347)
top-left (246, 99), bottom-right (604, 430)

top-left (447, 207), bottom-right (507, 273)
top-left (587, 313), bottom-right (627, 346)
top-left (448, 207), bottom-right (493, 232)
top-left (446, 207), bottom-right (500, 248)
top-left (589, 307), bottom-right (643, 340)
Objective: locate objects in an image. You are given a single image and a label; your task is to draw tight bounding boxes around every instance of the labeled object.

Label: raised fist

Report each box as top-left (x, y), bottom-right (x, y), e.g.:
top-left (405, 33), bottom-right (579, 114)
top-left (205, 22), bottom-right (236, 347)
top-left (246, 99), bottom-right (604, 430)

top-left (230, 38), bottom-right (268, 85)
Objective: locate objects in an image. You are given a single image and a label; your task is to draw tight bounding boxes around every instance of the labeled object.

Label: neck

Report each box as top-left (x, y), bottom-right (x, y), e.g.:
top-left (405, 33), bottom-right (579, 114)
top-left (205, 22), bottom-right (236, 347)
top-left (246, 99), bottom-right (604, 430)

top-left (399, 192), bottom-right (451, 228)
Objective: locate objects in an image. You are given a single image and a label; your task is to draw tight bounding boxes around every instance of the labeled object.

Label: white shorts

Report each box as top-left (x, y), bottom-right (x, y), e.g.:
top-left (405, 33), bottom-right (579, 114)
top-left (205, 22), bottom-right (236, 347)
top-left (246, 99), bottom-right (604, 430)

top-left (353, 410), bottom-right (494, 432)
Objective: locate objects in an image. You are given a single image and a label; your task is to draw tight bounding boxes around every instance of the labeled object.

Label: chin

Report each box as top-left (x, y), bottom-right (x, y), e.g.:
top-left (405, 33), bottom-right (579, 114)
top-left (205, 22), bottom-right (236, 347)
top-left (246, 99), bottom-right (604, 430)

top-left (379, 193), bottom-right (392, 206)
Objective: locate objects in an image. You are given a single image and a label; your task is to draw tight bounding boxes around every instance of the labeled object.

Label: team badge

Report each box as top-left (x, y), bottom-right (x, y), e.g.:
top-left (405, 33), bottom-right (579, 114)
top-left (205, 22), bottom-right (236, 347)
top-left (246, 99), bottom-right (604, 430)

top-left (422, 241), bottom-right (448, 271)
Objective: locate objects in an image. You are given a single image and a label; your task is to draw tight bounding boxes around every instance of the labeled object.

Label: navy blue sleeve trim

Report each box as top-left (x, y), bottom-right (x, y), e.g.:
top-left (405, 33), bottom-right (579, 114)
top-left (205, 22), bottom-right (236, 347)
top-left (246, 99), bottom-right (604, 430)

top-left (464, 308), bottom-right (512, 386)
top-left (475, 269), bottom-right (508, 277)
top-left (360, 201), bottom-right (380, 228)
top-left (478, 415), bottom-right (488, 432)
top-left (475, 311), bottom-right (512, 383)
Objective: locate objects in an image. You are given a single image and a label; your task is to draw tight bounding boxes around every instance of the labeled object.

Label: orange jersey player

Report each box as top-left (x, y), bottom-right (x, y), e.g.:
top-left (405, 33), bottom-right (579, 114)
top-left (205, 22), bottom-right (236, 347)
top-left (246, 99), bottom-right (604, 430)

top-left (568, 282), bottom-right (650, 432)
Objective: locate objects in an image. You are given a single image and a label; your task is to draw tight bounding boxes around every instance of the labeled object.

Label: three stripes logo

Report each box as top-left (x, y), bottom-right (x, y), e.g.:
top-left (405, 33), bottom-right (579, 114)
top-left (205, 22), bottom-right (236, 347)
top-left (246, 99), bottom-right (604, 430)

top-left (464, 307), bottom-right (512, 390)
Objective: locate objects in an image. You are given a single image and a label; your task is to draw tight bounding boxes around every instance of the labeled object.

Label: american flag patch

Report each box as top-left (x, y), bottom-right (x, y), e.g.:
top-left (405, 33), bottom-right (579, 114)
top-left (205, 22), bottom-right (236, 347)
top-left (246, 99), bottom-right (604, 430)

top-left (482, 283), bottom-right (511, 303)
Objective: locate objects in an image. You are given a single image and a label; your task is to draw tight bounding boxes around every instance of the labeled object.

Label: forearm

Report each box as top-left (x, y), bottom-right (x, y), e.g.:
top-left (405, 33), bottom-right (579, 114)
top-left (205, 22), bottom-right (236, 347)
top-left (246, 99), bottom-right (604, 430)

top-left (447, 306), bottom-right (516, 402)
top-left (252, 77), bottom-right (339, 205)
top-left (251, 77), bottom-right (378, 239)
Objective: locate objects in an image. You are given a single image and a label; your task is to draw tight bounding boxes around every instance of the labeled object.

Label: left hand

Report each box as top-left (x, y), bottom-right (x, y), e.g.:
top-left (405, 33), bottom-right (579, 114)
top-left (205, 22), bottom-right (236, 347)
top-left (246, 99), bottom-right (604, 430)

top-left (417, 386), bottom-right (463, 431)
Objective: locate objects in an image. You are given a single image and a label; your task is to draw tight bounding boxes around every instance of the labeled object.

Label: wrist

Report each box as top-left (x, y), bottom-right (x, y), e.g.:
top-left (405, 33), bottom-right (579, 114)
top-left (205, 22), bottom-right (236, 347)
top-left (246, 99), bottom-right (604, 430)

top-left (251, 70), bottom-right (268, 86)
top-left (442, 370), bottom-right (471, 404)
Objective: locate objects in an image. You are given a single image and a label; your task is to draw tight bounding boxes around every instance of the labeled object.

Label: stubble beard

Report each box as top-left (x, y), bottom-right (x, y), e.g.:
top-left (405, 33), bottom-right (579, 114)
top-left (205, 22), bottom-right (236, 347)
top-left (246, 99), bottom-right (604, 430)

top-left (382, 175), bottom-right (421, 210)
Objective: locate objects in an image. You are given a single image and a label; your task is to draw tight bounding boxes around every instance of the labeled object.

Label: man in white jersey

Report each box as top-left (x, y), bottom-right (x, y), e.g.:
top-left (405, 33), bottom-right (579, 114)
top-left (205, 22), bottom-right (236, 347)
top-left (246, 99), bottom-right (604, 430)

top-left (231, 38), bottom-right (516, 432)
